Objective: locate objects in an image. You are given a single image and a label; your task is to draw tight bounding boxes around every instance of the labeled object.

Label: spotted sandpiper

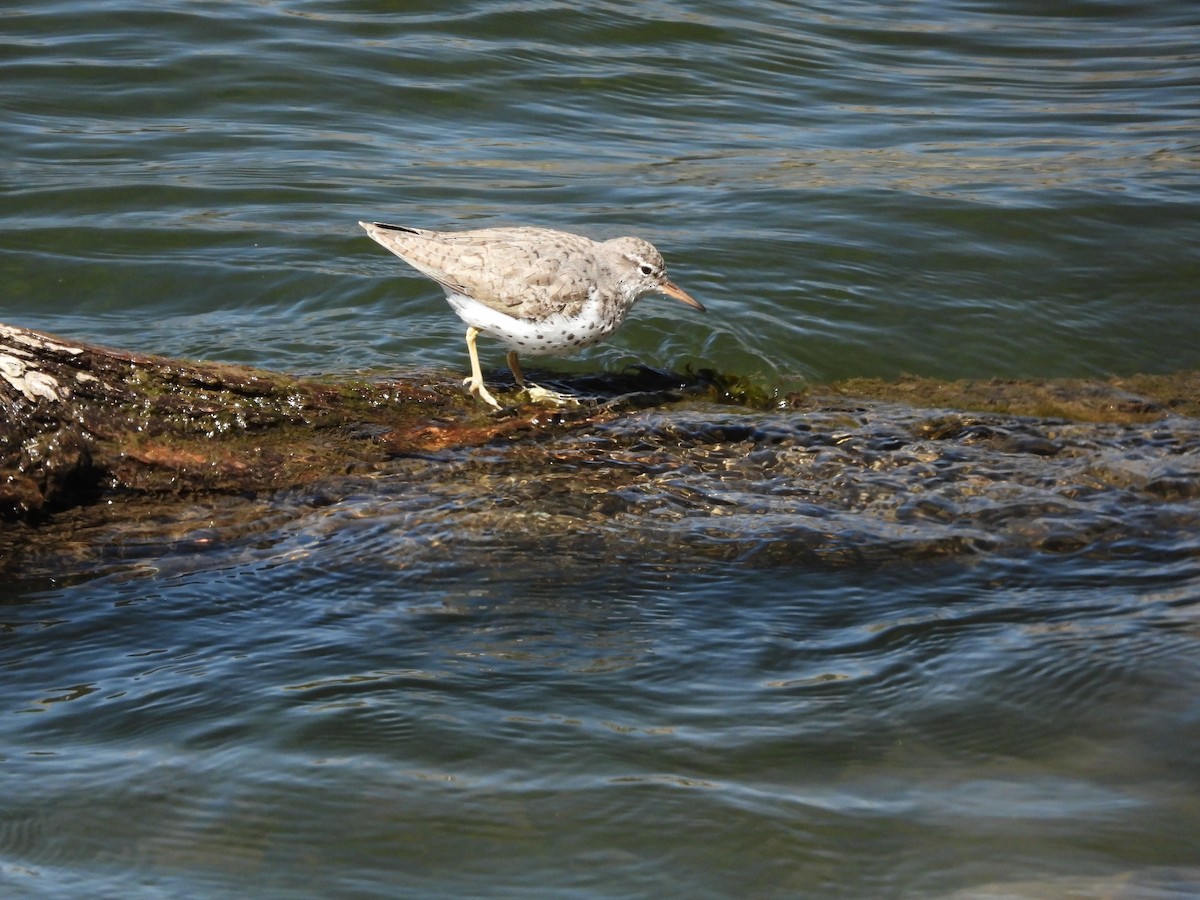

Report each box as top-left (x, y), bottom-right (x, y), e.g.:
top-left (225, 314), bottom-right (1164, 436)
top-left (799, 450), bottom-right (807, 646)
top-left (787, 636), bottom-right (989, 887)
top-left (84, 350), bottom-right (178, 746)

top-left (359, 221), bottom-right (705, 408)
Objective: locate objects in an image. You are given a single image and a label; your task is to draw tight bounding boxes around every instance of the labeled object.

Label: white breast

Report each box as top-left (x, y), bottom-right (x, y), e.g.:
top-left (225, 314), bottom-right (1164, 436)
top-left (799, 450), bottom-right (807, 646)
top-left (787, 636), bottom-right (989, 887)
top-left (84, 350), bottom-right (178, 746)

top-left (444, 289), bottom-right (628, 358)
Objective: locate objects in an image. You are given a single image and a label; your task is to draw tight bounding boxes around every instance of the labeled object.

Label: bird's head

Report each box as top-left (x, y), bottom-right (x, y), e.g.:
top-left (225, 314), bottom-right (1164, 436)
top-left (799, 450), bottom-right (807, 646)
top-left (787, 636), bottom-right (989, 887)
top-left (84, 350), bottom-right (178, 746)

top-left (605, 237), bottom-right (705, 312)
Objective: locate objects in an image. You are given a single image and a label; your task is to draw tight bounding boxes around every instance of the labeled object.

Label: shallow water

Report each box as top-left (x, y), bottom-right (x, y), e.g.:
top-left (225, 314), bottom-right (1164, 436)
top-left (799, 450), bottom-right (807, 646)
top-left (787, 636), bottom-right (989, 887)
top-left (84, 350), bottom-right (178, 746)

top-left (8, 557), bottom-right (1200, 897)
top-left (3, 1), bottom-right (1200, 896)
top-left (5, 399), bottom-right (1200, 897)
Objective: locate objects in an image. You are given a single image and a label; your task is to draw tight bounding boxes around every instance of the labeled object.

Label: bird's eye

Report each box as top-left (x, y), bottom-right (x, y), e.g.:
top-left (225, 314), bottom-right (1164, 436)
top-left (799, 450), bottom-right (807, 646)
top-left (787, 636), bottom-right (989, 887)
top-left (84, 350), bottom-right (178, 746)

top-left (639, 264), bottom-right (654, 276)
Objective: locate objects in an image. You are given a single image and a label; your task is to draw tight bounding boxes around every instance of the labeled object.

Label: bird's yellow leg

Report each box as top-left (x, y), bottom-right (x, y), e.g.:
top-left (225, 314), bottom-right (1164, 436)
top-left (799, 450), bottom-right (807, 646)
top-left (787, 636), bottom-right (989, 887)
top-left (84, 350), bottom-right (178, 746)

top-left (463, 326), bottom-right (502, 409)
top-left (506, 348), bottom-right (579, 406)
top-left (506, 350), bottom-right (526, 389)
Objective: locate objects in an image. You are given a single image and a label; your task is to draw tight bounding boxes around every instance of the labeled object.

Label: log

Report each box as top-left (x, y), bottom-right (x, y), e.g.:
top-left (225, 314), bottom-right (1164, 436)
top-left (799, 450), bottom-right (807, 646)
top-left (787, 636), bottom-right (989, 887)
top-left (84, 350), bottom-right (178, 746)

top-left (0, 322), bottom-right (740, 523)
top-left (4, 320), bottom-right (1197, 527)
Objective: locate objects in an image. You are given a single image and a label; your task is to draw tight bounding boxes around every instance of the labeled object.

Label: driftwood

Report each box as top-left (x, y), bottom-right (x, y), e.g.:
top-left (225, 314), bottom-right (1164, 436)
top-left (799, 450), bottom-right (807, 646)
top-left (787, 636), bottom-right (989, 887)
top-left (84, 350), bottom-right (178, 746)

top-left (3, 320), bottom-right (1198, 527)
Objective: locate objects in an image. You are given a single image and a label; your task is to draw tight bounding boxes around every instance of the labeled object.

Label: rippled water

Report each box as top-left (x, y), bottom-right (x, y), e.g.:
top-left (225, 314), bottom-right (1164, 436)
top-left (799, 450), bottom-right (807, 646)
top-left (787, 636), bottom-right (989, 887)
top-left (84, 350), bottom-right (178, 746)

top-left (5, 0), bottom-right (1199, 384)
top-left (3, 1), bottom-right (1200, 896)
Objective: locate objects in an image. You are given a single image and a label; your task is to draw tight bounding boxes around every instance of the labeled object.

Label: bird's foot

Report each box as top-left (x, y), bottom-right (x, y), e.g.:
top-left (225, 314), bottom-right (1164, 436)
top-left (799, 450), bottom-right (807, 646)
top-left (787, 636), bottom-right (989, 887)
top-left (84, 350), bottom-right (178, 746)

top-left (462, 375), bottom-right (503, 409)
top-left (522, 383), bottom-right (581, 407)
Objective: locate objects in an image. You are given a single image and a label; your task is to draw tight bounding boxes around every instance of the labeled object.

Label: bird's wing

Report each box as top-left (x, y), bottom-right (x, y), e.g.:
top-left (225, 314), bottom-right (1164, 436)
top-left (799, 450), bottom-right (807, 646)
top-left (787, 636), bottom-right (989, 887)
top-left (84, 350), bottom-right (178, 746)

top-left (361, 223), bottom-right (601, 318)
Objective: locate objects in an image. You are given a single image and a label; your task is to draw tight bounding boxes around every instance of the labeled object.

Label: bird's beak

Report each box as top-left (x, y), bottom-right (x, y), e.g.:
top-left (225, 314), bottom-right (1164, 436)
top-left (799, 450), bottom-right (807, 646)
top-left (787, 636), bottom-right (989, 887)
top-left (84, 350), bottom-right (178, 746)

top-left (659, 279), bottom-right (706, 312)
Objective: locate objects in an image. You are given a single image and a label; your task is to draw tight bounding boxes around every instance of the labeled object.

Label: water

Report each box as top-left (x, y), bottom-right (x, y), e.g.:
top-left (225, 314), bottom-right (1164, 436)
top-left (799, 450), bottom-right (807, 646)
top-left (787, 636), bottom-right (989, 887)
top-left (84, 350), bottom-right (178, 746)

top-left (3, 1), bottom-right (1200, 896)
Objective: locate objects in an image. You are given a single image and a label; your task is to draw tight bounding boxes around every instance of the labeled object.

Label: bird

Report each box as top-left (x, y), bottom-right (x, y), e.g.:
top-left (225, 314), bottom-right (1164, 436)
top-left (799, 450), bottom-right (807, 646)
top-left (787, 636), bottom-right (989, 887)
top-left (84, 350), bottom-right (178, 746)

top-left (359, 221), bottom-right (704, 408)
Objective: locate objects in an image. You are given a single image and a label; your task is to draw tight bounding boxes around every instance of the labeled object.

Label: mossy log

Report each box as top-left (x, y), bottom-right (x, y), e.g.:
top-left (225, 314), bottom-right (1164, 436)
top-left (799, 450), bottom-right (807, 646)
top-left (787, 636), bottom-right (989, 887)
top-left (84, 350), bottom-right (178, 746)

top-left (0, 322), bottom-right (736, 523)
top-left (3, 320), bottom-right (1198, 526)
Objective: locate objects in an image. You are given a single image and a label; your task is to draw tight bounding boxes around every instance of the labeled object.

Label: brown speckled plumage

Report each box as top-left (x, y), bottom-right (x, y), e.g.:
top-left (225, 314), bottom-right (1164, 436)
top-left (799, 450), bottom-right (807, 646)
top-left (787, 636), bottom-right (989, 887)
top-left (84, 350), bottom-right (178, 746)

top-left (359, 220), bottom-right (703, 408)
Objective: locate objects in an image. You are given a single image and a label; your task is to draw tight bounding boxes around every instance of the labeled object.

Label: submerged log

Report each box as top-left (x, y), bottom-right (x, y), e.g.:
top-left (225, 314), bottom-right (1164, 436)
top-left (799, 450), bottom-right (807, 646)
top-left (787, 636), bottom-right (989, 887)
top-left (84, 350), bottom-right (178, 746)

top-left (0, 322), bottom-right (740, 523)
top-left (3, 320), bottom-right (1198, 528)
